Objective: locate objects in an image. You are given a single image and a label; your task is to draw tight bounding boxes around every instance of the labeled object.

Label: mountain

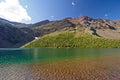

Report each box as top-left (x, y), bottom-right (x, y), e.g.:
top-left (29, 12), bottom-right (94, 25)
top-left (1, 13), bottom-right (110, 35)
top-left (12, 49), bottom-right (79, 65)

top-left (23, 30), bottom-right (120, 48)
top-left (31, 20), bottom-right (51, 28)
top-left (0, 22), bottom-right (35, 48)
top-left (1, 16), bottom-right (120, 48)
top-left (0, 18), bottom-right (52, 48)
top-left (0, 17), bottom-right (52, 28)
top-left (31, 16), bottom-right (120, 39)
top-left (23, 16), bottom-right (120, 48)
top-left (65, 16), bottom-right (120, 39)
top-left (31, 19), bottom-right (75, 37)
top-left (0, 18), bottom-right (31, 28)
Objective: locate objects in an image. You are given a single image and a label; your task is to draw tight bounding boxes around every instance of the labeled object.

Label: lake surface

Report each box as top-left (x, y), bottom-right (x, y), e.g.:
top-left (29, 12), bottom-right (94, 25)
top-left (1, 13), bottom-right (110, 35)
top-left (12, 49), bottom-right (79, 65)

top-left (0, 48), bottom-right (120, 80)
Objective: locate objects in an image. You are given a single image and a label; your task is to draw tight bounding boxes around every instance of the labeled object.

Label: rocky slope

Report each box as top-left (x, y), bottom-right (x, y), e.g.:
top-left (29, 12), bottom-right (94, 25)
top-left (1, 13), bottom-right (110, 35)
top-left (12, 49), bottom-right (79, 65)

top-left (31, 16), bottom-right (120, 39)
top-left (0, 18), bottom-right (51, 48)
top-left (0, 22), bottom-right (35, 48)
top-left (23, 16), bottom-right (120, 48)
top-left (1, 16), bottom-right (120, 48)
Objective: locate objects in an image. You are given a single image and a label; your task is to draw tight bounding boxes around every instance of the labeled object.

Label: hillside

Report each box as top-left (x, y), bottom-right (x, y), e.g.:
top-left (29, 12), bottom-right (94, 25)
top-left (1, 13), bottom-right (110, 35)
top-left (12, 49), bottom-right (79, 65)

top-left (1, 16), bottom-right (120, 48)
top-left (23, 16), bottom-right (120, 48)
top-left (0, 18), bottom-right (51, 48)
top-left (23, 29), bottom-right (120, 48)
top-left (0, 22), bottom-right (34, 48)
top-left (31, 16), bottom-right (120, 40)
top-left (31, 19), bottom-right (75, 37)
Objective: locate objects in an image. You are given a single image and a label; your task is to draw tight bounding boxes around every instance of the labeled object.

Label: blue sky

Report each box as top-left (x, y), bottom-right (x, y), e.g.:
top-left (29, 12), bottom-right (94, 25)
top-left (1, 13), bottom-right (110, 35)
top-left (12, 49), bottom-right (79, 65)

top-left (0, 0), bottom-right (120, 23)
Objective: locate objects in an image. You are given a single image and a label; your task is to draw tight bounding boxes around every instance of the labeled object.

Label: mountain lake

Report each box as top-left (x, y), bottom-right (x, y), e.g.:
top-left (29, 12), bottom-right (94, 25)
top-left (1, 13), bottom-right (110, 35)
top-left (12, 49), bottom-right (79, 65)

top-left (0, 48), bottom-right (120, 80)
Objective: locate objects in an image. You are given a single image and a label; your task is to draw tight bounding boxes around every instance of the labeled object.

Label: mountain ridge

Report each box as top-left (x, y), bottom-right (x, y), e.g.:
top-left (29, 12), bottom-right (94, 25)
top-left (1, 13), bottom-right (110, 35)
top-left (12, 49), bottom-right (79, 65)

top-left (1, 16), bottom-right (120, 48)
top-left (22, 16), bottom-right (120, 48)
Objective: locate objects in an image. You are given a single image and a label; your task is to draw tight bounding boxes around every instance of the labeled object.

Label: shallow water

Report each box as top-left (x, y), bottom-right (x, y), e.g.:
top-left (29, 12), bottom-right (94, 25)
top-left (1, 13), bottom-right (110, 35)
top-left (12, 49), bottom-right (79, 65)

top-left (0, 48), bottom-right (120, 80)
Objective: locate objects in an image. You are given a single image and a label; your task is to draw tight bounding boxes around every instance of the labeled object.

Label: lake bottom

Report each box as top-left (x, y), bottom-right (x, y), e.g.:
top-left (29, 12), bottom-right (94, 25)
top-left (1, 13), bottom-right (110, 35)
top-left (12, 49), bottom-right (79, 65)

top-left (1, 54), bottom-right (120, 80)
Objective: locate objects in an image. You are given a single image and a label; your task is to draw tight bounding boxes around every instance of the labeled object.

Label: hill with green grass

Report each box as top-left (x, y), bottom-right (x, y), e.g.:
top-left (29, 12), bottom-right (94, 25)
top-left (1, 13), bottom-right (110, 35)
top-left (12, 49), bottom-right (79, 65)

top-left (23, 16), bottom-right (120, 48)
top-left (23, 29), bottom-right (120, 48)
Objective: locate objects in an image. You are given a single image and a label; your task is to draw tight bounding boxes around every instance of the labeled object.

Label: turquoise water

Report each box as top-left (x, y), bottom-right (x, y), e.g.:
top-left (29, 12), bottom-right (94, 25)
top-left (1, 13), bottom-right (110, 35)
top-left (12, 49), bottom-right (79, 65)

top-left (1, 48), bottom-right (120, 80)
top-left (0, 48), bottom-right (118, 64)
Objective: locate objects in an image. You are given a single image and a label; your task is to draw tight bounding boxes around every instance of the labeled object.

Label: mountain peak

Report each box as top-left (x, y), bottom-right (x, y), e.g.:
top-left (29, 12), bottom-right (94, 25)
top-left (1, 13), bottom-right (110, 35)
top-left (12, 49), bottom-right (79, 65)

top-left (75, 16), bottom-right (93, 21)
top-left (64, 17), bottom-right (73, 20)
top-left (31, 20), bottom-right (50, 27)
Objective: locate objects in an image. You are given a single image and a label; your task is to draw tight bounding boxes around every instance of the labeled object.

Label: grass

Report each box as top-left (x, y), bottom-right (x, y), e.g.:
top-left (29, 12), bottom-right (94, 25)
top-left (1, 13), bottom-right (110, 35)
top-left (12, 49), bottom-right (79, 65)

top-left (23, 30), bottom-right (120, 48)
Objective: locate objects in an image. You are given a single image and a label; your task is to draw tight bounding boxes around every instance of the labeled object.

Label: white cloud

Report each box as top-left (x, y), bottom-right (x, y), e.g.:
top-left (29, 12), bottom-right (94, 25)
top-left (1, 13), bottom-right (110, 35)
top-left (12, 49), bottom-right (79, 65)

top-left (72, 1), bottom-right (76, 6)
top-left (0, 0), bottom-right (31, 22)
top-left (51, 16), bottom-right (54, 19)
top-left (105, 14), bottom-right (108, 17)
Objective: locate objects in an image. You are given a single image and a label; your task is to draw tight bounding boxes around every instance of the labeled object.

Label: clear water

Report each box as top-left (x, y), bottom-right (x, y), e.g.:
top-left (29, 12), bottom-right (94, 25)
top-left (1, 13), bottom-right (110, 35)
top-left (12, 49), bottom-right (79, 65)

top-left (0, 48), bottom-right (120, 80)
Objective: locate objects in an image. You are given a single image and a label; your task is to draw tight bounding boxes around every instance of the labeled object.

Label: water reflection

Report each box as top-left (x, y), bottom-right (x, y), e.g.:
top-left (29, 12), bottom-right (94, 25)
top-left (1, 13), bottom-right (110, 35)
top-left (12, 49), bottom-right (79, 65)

top-left (0, 48), bottom-right (120, 63)
top-left (33, 49), bottom-right (39, 61)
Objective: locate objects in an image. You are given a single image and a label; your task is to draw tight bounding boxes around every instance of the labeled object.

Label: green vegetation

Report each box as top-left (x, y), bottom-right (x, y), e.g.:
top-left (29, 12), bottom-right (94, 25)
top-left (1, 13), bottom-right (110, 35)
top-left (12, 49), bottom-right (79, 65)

top-left (23, 30), bottom-right (120, 48)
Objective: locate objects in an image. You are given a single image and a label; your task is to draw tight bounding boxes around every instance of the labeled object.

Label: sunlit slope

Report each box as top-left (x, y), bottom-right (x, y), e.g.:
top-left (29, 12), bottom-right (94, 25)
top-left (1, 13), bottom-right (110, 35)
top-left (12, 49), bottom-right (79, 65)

top-left (23, 30), bottom-right (120, 48)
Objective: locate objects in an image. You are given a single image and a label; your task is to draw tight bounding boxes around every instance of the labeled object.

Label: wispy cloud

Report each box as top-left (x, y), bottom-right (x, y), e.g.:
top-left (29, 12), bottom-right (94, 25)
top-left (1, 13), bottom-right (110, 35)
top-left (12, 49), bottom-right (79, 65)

top-left (72, 1), bottom-right (76, 6)
top-left (105, 14), bottom-right (108, 17)
top-left (0, 0), bottom-right (31, 22)
top-left (51, 16), bottom-right (55, 19)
